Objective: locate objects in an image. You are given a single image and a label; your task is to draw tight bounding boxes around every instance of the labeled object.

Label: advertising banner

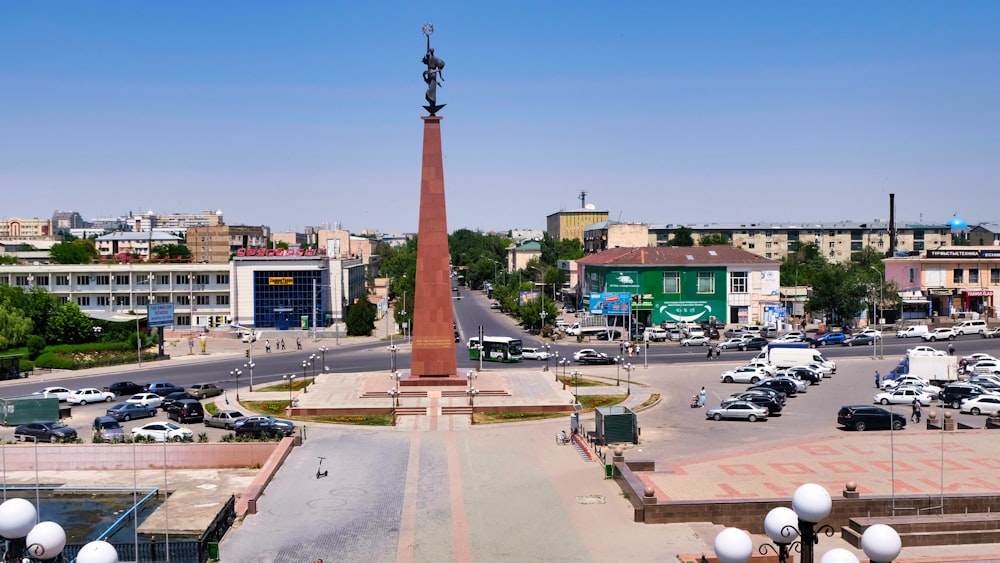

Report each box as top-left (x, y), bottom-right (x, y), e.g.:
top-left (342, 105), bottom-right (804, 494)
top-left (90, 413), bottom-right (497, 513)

top-left (606, 271), bottom-right (639, 293)
top-left (589, 292), bottom-right (631, 315)
top-left (652, 301), bottom-right (715, 325)
top-left (147, 304), bottom-right (175, 328)
top-left (519, 291), bottom-right (539, 306)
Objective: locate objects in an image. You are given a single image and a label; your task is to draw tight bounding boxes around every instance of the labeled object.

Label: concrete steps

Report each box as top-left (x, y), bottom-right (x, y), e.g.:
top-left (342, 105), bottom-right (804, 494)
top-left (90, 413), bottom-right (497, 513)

top-left (842, 513), bottom-right (1000, 548)
top-left (394, 407), bottom-right (428, 416)
top-left (441, 406), bottom-right (473, 415)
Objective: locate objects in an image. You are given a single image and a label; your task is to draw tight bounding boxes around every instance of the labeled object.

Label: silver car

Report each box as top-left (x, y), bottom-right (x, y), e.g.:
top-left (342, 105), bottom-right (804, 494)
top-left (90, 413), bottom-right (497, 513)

top-left (706, 400), bottom-right (769, 422)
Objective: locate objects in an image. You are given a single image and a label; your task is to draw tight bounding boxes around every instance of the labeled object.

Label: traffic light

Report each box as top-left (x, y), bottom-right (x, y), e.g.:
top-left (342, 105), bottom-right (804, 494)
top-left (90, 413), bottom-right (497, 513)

top-left (209, 317), bottom-right (215, 328)
top-left (245, 350), bottom-right (250, 358)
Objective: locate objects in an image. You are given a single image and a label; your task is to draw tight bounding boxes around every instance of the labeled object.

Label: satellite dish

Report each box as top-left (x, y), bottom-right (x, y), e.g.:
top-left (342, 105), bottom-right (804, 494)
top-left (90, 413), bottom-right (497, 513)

top-left (585, 203), bottom-right (596, 210)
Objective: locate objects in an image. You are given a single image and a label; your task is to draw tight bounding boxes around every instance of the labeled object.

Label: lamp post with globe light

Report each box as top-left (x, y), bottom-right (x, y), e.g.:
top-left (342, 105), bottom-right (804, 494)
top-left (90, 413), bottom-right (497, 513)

top-left (318, 345), bottom-right (329, 372)
top-left (0, 497), bottom-right (121, 563)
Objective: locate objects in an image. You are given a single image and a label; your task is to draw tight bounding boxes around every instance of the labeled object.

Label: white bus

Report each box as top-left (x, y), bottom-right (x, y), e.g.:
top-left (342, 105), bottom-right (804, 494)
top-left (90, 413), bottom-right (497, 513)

top-left (468, 336), bottom-right (524, 363)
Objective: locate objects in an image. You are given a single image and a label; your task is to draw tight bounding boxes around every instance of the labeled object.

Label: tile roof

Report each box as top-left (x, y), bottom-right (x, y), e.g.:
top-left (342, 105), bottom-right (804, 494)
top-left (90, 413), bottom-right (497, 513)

top-left (576, 246), bottom-right (778, 266)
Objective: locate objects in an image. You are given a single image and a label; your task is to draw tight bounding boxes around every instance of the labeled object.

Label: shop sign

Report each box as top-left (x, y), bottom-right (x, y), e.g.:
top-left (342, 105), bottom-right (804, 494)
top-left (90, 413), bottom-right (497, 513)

top-left (269, 277), bottom-right (294, 286)
top-left (964, 289), bottom-right (994, 296)
top-left (589, 292), bottom-right (631, 315)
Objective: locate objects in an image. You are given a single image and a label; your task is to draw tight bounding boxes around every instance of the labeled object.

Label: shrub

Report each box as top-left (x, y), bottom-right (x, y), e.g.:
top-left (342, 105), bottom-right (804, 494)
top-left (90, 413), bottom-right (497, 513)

top-left (26, 336), bottom-right (46, 360)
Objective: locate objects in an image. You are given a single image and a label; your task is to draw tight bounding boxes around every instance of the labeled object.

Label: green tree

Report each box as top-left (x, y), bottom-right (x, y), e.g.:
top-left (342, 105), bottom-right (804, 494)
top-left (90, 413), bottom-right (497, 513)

top-left (345, 296), bottom-right (376, 336)
top-left (539, 233), bottom-right (558, 266)
top-left (779, 242), bottom-right (828, 287)
top-left (554, 237), bottom-right (584, 260)
top-left (0, 305), bottom-right (34, 350)
top-left (805, 266), bottom-right (869, 326)
top-left (46, 303), bottom-right (94, 344)
top-left (50, 239), bottom-right (99, 264)
top-left (150, 243), bottom-right (192, 261)
top-left (667, 227), bottom-right (695, 247)
top-left (699, 233), bottom-right (731, 246)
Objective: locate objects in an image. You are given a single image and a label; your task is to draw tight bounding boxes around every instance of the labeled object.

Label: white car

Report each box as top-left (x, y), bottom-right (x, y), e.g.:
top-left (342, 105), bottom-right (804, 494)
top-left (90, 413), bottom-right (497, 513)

top-left (882, 375), bottom-right (935, 391)
top-left (720, 366), bottom-right (770, 384)
top-left (32, 387), bottom-right (72, 402)
top-left (775, 331), bottom-right (806, 342)
top-left (971, 360), bottom-right (1000, 375)
top-left (680, 336), bottom-right (712, 347)
top-left (130, 421), bottom-right (193, 442)
top-left (573, 349), bottom-right (599, 361)
top-left (858, 328), bottom-right (883, 340)
top-left (126, 393), bottom-right (164, 409)
top-left (908, 346), bottom-right (947, 357)
top-left (522, 347), bottom-right (551, 360)
top-left (962, 353), bottom-right (998, 364)
top-left (66, 388), bottom-right (116, 405)
top-left (874, 388), bottom-right (934, 406)
top-left (960, 395), bottom-right (1000, 415)
top-left (922, 327), bottom-right (957, 342)
top-left (798, 363), bottom-right (833, 377)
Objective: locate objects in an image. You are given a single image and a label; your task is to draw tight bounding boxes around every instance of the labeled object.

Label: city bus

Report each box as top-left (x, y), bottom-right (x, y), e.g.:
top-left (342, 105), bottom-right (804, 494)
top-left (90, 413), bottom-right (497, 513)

top-left (468, 336), bottom-right (524, 363)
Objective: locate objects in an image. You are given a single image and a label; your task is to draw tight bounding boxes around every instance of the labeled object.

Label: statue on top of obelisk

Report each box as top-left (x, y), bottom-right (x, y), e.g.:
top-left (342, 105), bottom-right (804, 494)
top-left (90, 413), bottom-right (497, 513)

top-left (421, 23), bottom-right (446, 115)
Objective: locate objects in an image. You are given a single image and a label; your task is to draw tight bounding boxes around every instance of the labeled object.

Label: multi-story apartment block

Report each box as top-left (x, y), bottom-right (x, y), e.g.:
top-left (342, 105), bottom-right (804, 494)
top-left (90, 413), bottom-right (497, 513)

top-left (95, 232), bottom-right (183, 259)
top-left (505, 240), bottom-right (541, 272)
top-left (0, 217), bottom-right (52, 240)
top-left (51, 211), bottom-right (86, 232)
top-left (187, 225), bottom-right (267, 264)
top-left (885, 247), bottom-right (1000, 320)
top-left (546, 206), bottom-right (609, 243)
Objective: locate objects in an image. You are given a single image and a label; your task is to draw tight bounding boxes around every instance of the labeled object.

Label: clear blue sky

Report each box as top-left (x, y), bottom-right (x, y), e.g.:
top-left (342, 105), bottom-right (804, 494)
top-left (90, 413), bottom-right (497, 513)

top-left (2, 2), bottom-right (998, 234)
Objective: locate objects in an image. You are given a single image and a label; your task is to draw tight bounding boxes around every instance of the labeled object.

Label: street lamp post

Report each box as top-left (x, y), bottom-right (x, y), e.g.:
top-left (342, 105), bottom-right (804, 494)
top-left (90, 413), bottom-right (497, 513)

top-left (624, 362), bottom-right (634, 395)
top-left (571, 369), bottom-right (581, 402)
top-left (558, 358), bottom-right (568, 382)
top-left (230, 368), bottom-right (242, 401)
top-left (543, 344), bottom-right (551, 372)
top-left (282, 374), bottom-right (297, 408)
top-left (0, 498), bottom-right (119, 563)
top-left (318, 346), bottom-right (329, 372)
top-left (539, 310), bottom-right (547, 333)
top-left (871, 266), bottom-right (884, 360)
top-left (712, 483), bottom-right (902, 563)
top-left (389, 345), bottom-right (399, 373)
top-left (244, 361), bottom-right (255, 392)
top-left (615, 356), bottom-right (622, 385)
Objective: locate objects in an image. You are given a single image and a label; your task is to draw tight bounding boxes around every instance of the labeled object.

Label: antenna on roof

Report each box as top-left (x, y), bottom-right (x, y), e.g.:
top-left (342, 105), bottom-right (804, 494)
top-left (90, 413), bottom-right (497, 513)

top-left (578, 190), bottom-right (587, 209)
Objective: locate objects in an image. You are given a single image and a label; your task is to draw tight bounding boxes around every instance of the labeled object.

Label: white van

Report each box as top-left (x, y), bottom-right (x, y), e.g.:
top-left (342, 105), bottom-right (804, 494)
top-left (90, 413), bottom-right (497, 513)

top-left (896, 325), bottom-right (929, 338)
top-left (643, 327), bottom-right (668, 341)
top-left (955, 320), bottom-right (988, 336)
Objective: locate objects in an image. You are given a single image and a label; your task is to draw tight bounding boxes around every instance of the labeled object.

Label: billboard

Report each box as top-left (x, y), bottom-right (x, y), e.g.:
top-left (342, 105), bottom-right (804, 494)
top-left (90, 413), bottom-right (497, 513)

top-left (518, 291), bottom-right (539, 306)
top-left (652, 301), bottom-right (715, 325)
top-left (606, 270), bottom-right (639, 293)
top-left (147, 304), bottom-right (175, 328)
top-left (589, 292), bottom-right (631, 315)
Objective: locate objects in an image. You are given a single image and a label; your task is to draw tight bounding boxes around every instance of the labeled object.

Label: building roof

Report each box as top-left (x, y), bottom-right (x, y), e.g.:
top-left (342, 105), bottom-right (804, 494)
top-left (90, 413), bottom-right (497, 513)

top-left (510, 240), bottom-right (541, 251)
top-left (647, 220), bottom-right (949, 230)
top-left (576, 246), bottom-right (778, 266)
top-left (95, 231), bottom-right (181, 242)
top-left (969, 223), bottom-right (1000, 234)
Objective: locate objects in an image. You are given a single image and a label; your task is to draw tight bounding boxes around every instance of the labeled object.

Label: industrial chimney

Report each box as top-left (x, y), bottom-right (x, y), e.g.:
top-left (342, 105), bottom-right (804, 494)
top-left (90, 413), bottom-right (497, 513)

top-left (887, 193), bottom-right (896, 257)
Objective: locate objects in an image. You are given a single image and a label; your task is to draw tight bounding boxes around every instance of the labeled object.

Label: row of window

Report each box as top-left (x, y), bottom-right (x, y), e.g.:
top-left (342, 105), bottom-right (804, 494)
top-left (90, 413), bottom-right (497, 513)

top-left (952, 268), bottom-right (1000, 284)
top-left (661, 272), bottom-right (722, 294)
top-left (3, 274), bottom-right (230, 287)
top-left (75, 295), bottom-right (231, 307)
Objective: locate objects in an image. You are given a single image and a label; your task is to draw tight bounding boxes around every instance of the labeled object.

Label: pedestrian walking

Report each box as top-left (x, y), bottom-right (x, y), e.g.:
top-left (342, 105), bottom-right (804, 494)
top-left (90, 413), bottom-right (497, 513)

top-left (265, 339), bottom-right (271, 353)
top-left (912, 398), bottom-right (922, 423)
top-left (875, 370), bottom-right (881, 388)
top-left (714, 344), bottom-right (721, 360)
top-left (296, 337), bottom-right (302, 350)
top-left (706, 346), bottom-right (713, 360)
top-left (280, 338), bottom-right (286, 350)
top-left (187, 335), bottom-right (194, 355)
top-left (948, 343), bottom-right (955, 356)
top-left (698, 386), bottom-right (707, 407)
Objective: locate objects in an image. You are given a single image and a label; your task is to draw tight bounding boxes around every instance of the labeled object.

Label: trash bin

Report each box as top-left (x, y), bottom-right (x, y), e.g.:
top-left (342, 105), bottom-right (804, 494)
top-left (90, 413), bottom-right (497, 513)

top-left (604, 463), bottom-right (613, 479)
top-left (208, 542), bottom-right (220, 560)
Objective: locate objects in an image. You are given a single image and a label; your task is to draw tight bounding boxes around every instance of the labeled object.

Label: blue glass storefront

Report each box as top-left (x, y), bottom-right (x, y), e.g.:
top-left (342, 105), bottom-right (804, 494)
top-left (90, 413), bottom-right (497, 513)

top-left (253, 270), bottom-right (324, 329)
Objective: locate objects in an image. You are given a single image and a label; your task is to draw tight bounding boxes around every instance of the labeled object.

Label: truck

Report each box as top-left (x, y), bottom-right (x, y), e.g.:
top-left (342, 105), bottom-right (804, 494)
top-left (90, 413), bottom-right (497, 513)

top-left (750, 343), bottom-right (837, 372)
top-left (887, 353), bottom-right (960, 385)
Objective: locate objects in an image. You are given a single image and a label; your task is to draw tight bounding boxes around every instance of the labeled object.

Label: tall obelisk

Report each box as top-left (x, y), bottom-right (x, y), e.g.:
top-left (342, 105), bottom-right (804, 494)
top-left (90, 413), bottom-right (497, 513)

top-left (409, 24), bottom-right (458, 381)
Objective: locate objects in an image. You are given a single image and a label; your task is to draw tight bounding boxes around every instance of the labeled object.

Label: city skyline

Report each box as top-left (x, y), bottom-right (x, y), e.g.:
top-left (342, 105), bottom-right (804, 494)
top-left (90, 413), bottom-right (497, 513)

top-left (2, 2), bottom-right (998, 233)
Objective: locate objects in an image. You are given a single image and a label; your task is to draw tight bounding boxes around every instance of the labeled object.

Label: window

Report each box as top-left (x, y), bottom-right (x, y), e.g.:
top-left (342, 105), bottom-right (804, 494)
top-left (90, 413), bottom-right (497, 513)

top-left (155, 295), bottom-right (170, 304)
top-left (828, 242), bottom-right (836, 249)
top-left (216, 274), bottom-right (230, 284)
top-left (765, 242), bottom-right (772, 249)
top-left (195, 274), bottom-right (210, 285)
top-left (697, 272), bottom-right (715, 294)
top-left (95, 275), bottom-right (109, 285)
top-left (216, 295), bottom-right (230, 305)
top-left (662, 272), bottom-right (680, 294)
top-left (14, 276), bottom-right (31, 286)
top-left (787, 231), bottom-right (800, 241)
top-left (913, 229), bottom-right (925, 240)
top-left (953, 269), bottom-right (964, 284)
top-left (115, 296), bottom-right (130, 306)
top-left (76, 275), bottom-right (90, 285)
top-left (850, 242), bottom-right (863, 251)
top-left (176, 275), bottom-right (190, 285)
top-left (176, 295), bottom-right (190, 305)
top-left (35, 275), bottom-right (48, 286)
top-left (115, 275), bottom-right (130, 285)
top-left (992, 269), bottom-right (1000, 284)
top-left (96, 296), bottom-right (110, 306)
top-left (136, 295), bottom-right (150, 306)
top-left (730, 272), bottom-right (748, 294)
top-left (970, 269), bottom-right (980, 284)
top-left (55, 275), bottom-right (69, 286)
top-left (157, 275), bottom-right (169, 285)
top-left (176, 315), bottom-right (190, 326)
top-left (196, 295), bottom-right (210, 305)
top-left (914, 241), bottom-right (924, 251)
top-left (58, 296), bottom-right (68, 304)
top-left (747, 243), bottom-right (755, 249)
top-left (766, 253), bottom-right (772, 259)
top-left (909, 268), bottom-right (915, 284)
top-left (77, 296), bottom-right (90, 306)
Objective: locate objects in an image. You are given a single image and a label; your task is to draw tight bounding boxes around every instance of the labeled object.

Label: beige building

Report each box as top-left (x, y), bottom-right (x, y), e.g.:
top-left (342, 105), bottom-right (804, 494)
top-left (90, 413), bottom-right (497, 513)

top-left (188, 225), bottom-right (267, 264)
top-left (95, 231), bottom-right (182, 259)
top-left (969, 224), bottom-right (1000, 246)
top-left (885, 247), bottom-right (1000, 321)
top-left (0, 217), bottom-right (53, 240)
top-left (649, 221), bottom-right (951, 264)
top-left (505, 240), bottom-right (541, 272)
top-left (546, 207), bottom-right (609, 243)
top-left (583, 222), bottom-right (649, 253)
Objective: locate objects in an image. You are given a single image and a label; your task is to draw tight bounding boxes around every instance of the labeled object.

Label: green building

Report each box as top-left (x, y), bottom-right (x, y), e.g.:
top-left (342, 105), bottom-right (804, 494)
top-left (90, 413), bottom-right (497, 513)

top-left (576, 246), bottom-right (781, 327)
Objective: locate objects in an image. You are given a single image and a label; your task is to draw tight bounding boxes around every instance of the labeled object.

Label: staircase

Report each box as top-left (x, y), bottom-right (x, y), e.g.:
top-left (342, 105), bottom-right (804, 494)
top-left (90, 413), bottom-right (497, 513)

top-left (842, 513), bottom-right (1000, 548)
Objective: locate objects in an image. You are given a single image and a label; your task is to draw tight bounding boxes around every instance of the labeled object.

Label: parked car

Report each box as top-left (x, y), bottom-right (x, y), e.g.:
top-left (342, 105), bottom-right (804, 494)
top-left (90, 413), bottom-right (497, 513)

top-left (720, 366), bottom-right (769, 384)
top-left (92, 416), bottom-right (125, 441)
top-left (32, 387), bottom-right (72, 402)
top-left (104, 381), bottom-right (144, 397)
top-left (737, 337), bottom-right (769, 351)
top-left (126, 393), bottom-right (164, 409)
top-left (13, 421), bottom-right (78, 442)
top-left (959, 395), bottom-right (1000, 415)
top-left (706, 401), bottom-right (769, 422)
top-left (234, 419), bottom-right (288, 439)
top-left (907, 346), bottom-right (946, 356)
top-left (939, 383), bottom-right (990, 408)
top-left (577, 352), bottom-right (616, 365)
top-left (755, 378), bottom-right (799, 397)
top-left (144, 382), bottom-right (185, 396)
top-left (837, 405), bottom-right (906, 431)
top-left (235, 415), bottom-right (295, 436)
top-left (680, 336), bottom-right (712, 347)
top-left (131, 421), bottom-right (193, 442)
top-left (764, 375), bottom-right (808, 393)
top-left (106, 402), bottom-right (158, 422)
top-left (727, 391), bottom-right (783, 414)
top-left (159, 391), bottom-right (197, 412)
top-left (808, 332), bottom-right (847, 346)
top-left (66, 388), bottom-right (116, 405)
top-left (780, 367), bottom-right (822, 384)
top-left (922, 327), bottom-right (957, 342)
top-left (667, 329), bottom-right (683, 342)
top-left (873, 388), bottom-right (934, 406)
top-left (746, 386), bottom-right (787, 405)
top-left (970, 360), bottom-right (1000, 375)
top-left (187, 384), bottom-right (223, 399)
top-left (166, 399), bottom-right (205, 423)
top-left (204, 409), bottom-right (248, 430)
top-left (842, 334), bottom-right (876, 347)
top-left (966, 374), bottom-right (1000, 390)
top-left (774, 333), bottom-right (806, 343)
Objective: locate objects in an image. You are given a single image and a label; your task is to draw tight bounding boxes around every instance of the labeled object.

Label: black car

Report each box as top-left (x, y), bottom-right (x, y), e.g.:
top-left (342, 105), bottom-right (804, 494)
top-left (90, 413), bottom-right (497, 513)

top-left (837, 405), bottom-right (906, 431)
top-left (160, 391), bottom-right (197, 412)
top-left (939, 383), bottom-right (988, 409)
top-left (14, 421), bottom-right (78, 442)
top-left (729, 391), bottom-right (783, 413)
top-left (738, 337), bottom-right (769, 351)
top-left (842, 334), bottom-right (876, 347)
top-left (755, 378), bottom-right (798, 396)
top-left (167, 399), bottom-right (205, 423)
top-left (104, 381), bottom-right (144, 397)
top-left (595, 330), bottom-right (622, 341)
top-left (784, 367), bottom-right (822, 384)
top-left (234, 419), bottom-right (287, 439)
top-left (577, 352), bottom-right (616, 365)
top-left (746, 386), bottom-right (787, 404)
top-left (144, 382), bottom-right (185, 396)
